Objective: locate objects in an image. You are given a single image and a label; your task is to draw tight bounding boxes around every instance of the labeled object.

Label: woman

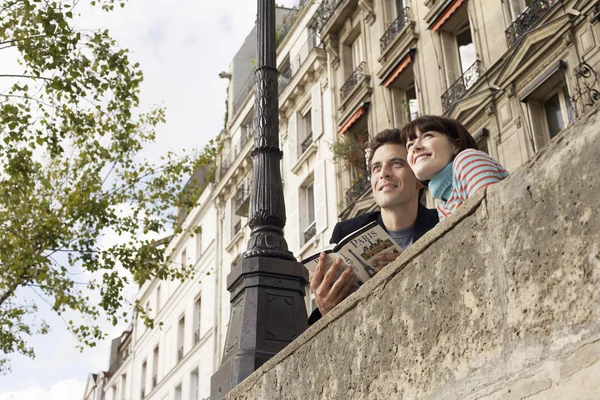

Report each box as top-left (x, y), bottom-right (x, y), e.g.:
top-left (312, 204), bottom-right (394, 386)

top-left (401, 115), bottom-right (508, 219)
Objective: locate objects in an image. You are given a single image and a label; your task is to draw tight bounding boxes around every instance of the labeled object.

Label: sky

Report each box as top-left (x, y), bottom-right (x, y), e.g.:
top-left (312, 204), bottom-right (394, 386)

top-left (0, 0), bottom-right (296, 398)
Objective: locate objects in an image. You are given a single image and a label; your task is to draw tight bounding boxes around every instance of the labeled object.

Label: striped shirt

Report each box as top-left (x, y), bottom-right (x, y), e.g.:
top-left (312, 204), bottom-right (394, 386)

top-left (430, 149), bottom-right (509, 220)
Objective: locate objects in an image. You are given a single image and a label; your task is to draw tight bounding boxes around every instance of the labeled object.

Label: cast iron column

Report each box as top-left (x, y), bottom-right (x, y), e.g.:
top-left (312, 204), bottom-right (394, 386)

top-left (210, 1), bottom-right (309, 398)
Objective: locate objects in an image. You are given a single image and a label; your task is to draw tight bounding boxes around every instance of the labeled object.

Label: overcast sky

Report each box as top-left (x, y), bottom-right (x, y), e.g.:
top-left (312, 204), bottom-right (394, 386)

top-left (0, 0), bottom-right (296, 398)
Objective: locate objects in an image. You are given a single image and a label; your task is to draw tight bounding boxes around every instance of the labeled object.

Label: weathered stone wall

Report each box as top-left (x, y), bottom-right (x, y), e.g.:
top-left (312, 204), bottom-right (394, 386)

top-left (225, 107), bottom-right (600, 399)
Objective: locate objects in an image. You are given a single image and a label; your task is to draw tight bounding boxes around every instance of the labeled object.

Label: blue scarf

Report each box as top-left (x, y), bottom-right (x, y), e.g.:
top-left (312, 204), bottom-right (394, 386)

top-left (428, 162), bottom-right (453, 202)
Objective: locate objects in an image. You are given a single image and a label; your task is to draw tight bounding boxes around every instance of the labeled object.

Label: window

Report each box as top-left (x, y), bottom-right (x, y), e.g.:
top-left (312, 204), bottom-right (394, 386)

top-left (193, 296), bottom-right (202, 345)
top-left (196, 230), bottom-right (202, 260)
top-left (180, 249), bottom-right (187, 269)
top-left (111, 385), bottom-right (117, 400)
top-left (141, 361), bottom-right (147, 399)
top-left (190, 369), bottom-right (199, 400)
top-left (145, 300), bottom-right (150, 319)
top-left (437, 2), bottom-right (480, 112)
top-left (177, 316), bottom-right (185, 362)
top-left (120, 374), bottom-right (127, 400)
top-left (299, 107), bottom-right (313, 154)
top-left (532, 85), bottom-right (573, 147)
top-left (456, 27), bottom-right (475, 76)
top-left (390, 81), bottom-right (419, 126)
top-left (301, 181), bottom-right (316, 245)
top-left (152, 346), bottom-right (159, 389)
top-left (524, 65), bottom-right (574, 152)
top-left (156, 285), bottom-right (161, 312)
top-left (350, 35), bottom-right (363, 72)
top-left (174, 384), bottom-right (182, 400)
top-left (508, 0), bottom-right (538, 21)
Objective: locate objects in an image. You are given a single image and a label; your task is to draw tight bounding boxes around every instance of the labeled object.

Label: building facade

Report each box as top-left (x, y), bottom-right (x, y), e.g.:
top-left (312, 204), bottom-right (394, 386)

top-left (85, 0), bottom-right (600, 399)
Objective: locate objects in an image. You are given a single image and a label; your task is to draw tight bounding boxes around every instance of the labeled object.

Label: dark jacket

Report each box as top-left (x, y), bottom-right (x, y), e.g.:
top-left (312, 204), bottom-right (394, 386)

top-left (308, 204), bottom-right (438, 325)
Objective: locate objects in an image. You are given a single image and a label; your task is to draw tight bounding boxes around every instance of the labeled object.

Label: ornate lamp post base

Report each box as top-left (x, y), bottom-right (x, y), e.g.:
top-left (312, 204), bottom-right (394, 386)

top-left (211, 257), bottom-right (308, 400)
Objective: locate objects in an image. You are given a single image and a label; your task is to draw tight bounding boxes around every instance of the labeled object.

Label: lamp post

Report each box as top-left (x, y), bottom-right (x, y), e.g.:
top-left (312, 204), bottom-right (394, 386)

top-left (210, 1), bottom-right (309, 399)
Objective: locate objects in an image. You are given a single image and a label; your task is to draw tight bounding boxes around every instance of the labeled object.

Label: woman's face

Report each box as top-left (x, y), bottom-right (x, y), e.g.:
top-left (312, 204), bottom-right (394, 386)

top-left (406, 129), bottom-right (458, 181)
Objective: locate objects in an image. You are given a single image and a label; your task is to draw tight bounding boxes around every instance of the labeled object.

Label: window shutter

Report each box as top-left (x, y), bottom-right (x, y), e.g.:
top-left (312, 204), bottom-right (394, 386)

top-left (311, 84), bottom-right (323, 140)
top-left (287, 113), bottom-right (298, 168)
top-left (286, 190), bottom-right (300, 253)
top-left (224, 197), bottom-right (232, 244)
top-left (528, 101), bottom-right (548, 152)
top-left (314, 160), bottom-right (328, 234)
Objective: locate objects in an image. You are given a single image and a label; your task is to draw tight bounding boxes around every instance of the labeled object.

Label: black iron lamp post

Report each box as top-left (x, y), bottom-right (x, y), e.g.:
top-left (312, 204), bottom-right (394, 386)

top-left (210, 1), bottom-right (309, 398)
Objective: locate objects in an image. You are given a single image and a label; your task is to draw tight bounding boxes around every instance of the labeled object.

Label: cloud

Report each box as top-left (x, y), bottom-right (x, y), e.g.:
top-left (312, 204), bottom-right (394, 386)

top-left (0, 378), bottom-right (85, 400)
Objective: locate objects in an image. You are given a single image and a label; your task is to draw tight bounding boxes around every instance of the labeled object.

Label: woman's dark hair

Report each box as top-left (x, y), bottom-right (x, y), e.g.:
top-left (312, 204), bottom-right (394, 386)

top-left (400, 115), bottom-right (478, 153)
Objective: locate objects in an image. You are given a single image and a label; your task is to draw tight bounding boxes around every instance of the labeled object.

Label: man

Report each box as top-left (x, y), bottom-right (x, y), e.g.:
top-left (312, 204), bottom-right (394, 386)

top-left (308, 129), bottom-right (438, 325)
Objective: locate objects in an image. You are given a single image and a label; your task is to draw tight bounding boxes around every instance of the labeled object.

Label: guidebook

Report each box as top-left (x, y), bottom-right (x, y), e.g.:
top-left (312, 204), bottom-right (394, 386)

top-left (300, 221), bottom-right (402, 286)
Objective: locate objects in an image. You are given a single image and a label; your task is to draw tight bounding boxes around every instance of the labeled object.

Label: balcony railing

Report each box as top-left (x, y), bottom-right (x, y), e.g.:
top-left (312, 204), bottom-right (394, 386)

top-left (177, 346), bottom-right (184, 362)
top-left (276, 0), bottom-right (310, 47)
top-left (194, 328), bottom-right (201, 345)
top-left (300, 133), bottom-right (313, 154)
top-left (304, 222), bottom-right (317, 243)
top-left (219, 124), bottom-right (253, 179)
top-left (316, 0), bottom-right (342, 32)
top-left (278, 33), bottom-right (318, 94)
top-left (340, 61), bottom-right (367, 100)
top-left (441, 61), bottom-right (482, 113)
top-left (505, 0), bottom-right (558, 47)
top-left (380, 8), bottom-right (411, 52)
top-left (232, 72), bottom-right (255, 117)
top-left (345, 173), bottom-right (370, 206)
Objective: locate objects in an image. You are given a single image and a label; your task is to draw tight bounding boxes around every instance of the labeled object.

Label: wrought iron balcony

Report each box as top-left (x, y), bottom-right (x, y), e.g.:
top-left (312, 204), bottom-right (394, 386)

top-left (275, 0), bottom-right (309, 47)
top-left (278, 33), bottom-right (317, 95)
top-left (303, 222), bottom-right (317, 243)
top-left (194, 328), bottom-right (201, 345)
top-left (441, 61), bottom-right (482, 113)
top-left (505, 0), bottom-right (558, 47)
top-left (300, 133), bottom-right (313, 154)
top-left (345, 173), bottom-right (370, 206)
top-left (219, 124), bottom-right (253, 179)
top-left (380, 8), bottom-right (411, 53)
top-left (152, 374), bottom-right (157, 388)
top-left (177, 346), bottom-right (184, 362)
top-left (340, 61), bottom-right (367, 100)
top-left (233, 220), bottom-right (242, 235)
top-left (316, 0), bottom-right (342, 32)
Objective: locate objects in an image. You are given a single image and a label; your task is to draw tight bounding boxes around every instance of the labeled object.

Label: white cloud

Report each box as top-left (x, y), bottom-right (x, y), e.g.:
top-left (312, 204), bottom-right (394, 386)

top-left (0, 378), bottom-right (85, 400)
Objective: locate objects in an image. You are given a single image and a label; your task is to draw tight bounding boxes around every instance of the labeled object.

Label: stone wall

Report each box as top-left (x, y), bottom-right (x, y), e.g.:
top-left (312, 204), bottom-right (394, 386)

top-left (224, 107), bottom-right (600, 399)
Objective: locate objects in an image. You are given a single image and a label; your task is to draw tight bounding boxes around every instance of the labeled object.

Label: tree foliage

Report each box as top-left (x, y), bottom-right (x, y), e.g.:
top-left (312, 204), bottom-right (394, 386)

top-left (0, 0), bottom-right (217, 373)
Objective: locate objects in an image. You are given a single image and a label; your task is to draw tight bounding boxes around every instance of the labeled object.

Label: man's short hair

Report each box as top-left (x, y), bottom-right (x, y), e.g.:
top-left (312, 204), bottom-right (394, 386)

top-left (367, 128), bottom-right (405, 170)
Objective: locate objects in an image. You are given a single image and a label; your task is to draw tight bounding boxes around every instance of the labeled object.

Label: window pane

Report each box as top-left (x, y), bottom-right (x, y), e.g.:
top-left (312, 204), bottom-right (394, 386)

top-left (307, 184), bottom-right (315, 224)
top-left (544, 92), bottom-right (564, 138)
top-left (395, 0), bottom-right (405, 14)
top-left (406, 86), bottom-right (419, 121)
top-left (456, 28), bottom-right (475, 74)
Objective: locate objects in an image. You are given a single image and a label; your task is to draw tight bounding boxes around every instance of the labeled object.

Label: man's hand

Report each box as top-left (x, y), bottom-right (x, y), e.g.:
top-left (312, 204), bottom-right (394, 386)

top-left (309, 252), bottom-right (355, 316)
top-left (371, 251), bottom-right (402, 273)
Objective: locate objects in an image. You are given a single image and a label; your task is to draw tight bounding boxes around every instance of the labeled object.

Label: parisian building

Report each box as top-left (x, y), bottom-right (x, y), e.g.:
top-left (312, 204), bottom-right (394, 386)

top-left (83, 0), bottom-right (600, 399)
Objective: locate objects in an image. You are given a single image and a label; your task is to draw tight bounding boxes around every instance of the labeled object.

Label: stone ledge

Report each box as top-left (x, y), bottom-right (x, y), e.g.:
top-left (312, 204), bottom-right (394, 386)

top-left (225, 106), bottom-right (600, 399)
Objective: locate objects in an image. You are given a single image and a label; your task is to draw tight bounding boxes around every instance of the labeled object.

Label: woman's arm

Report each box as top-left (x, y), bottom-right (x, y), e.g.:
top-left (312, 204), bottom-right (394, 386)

top-left (453, 149), bottom-right (509, 199)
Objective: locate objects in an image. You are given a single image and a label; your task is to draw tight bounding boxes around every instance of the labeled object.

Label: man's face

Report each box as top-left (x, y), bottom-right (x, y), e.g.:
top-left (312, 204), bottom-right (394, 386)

top-left (370, 144), bottom-right (420, 210)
